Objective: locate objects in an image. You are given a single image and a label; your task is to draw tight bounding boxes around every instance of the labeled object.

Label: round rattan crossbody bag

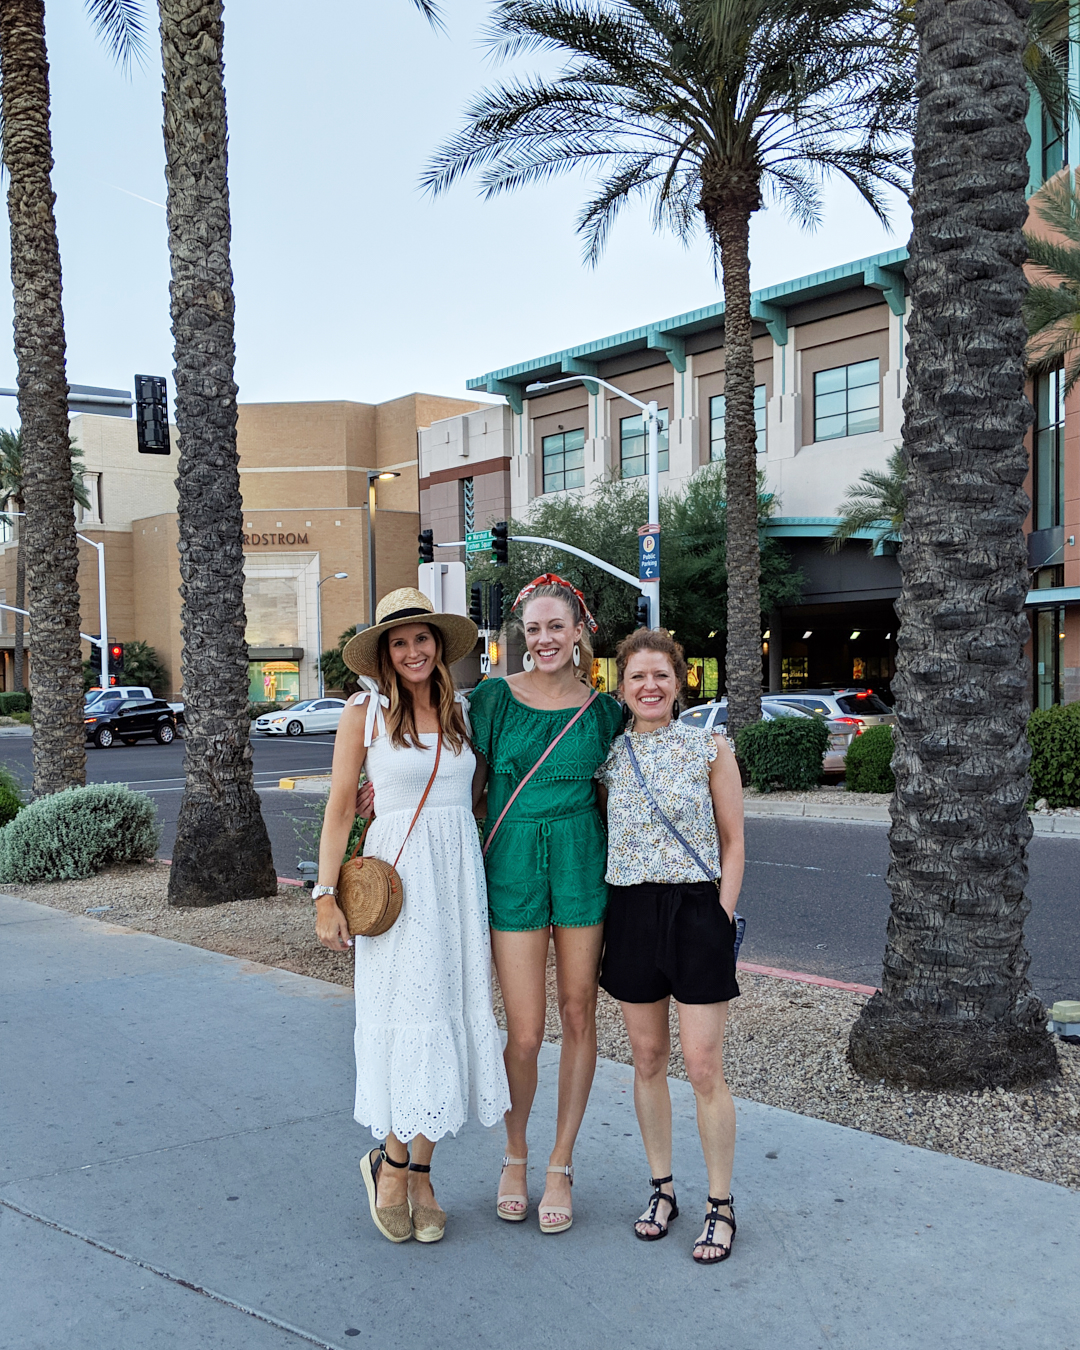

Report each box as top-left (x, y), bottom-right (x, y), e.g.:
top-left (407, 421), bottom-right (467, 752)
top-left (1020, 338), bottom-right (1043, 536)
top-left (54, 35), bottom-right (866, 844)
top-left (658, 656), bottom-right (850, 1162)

top-left (337, 731), bottom-right (442, 938)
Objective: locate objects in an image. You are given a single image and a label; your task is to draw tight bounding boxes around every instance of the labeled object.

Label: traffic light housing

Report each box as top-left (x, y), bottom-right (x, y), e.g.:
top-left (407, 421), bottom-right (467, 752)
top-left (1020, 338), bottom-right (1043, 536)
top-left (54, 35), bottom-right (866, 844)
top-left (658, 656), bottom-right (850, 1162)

top-left (635, 595), bottom-right (650, 628)
top-left (489, 581), bottom-right (504, 632)
top-left (134, 375), bottom-right (170, 455)
top-left (492, 521), bottom-right (509, 568)
top-left (418, 529), bottom-right (434, 565)
top-left (108, 643), bottom-right (125, 677)
top-left (469, 583), bottom-right (484, 627)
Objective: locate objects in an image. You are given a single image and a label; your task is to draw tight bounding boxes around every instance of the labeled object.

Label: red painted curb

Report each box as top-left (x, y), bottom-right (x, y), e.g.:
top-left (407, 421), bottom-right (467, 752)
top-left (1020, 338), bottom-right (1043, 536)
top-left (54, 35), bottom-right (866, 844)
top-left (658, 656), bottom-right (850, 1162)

top-left (738, 961), bottom-right (878, 997)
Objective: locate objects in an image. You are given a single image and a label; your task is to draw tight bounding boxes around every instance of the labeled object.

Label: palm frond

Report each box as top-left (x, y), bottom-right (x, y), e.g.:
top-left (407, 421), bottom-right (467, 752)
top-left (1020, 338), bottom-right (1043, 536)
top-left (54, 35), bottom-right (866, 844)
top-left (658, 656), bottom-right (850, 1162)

top-left (84, 0), bottom-right (149, 72)
top-left (411, 0), bottom-right (446, 33)
top-left (829, 446), bottom-right (906, 553)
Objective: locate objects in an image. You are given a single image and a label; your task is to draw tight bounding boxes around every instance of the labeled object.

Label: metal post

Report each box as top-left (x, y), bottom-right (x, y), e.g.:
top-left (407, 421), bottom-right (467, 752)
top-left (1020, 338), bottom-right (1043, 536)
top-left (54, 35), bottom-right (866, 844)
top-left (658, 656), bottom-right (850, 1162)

top-left (316, 573), bottom-right (348, 699)
top-left (367, 473), bottom-right (378, 627)
top-left (77, 533), bottom-right (108, 689)
top-left (645, 400), bottom-right (661, 629)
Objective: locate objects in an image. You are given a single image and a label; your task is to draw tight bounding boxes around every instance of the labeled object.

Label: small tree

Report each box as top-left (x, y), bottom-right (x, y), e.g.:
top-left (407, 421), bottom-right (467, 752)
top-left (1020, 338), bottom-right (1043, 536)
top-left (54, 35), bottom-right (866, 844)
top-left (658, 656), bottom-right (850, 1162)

top-left (829, 446), bottom-right (907, 555)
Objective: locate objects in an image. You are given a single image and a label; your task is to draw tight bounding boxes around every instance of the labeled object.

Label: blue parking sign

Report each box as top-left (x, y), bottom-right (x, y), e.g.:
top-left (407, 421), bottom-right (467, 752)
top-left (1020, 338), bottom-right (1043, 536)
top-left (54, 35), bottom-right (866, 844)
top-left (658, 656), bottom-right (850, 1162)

top-left (639, 529), bottom-right (660, 580)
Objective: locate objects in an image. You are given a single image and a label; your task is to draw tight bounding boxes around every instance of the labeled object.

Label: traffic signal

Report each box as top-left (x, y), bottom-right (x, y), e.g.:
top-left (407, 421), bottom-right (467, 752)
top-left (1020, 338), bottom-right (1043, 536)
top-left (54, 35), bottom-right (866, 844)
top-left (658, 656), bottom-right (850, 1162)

top-left (469, 583), bottom-right (484, 627)
top-left (108, 643), bottom-right (125, 677)
top-left (418, 529), bottom-right (434, 565)
top-left (488, 581), bottom-right (504, 632)
top-left (492, 520), bottom-right (509, 568)
top-left (635, 596), bottom-right (650, 628)
top-left (134, 375), bottom-right (170, 455)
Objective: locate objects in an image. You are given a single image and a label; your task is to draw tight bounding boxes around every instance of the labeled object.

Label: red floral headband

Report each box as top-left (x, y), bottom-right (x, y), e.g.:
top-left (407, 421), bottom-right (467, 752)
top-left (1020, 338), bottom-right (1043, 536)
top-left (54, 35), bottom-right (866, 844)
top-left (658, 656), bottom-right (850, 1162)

top-left (512, 573), bottom-right (599, 633)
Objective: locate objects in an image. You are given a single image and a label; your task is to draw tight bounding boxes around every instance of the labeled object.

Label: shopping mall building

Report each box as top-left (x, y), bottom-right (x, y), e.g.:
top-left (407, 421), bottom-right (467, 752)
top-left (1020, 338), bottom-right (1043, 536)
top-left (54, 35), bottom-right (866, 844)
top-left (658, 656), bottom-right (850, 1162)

top-left (0, 391), bottom-right (483, 700)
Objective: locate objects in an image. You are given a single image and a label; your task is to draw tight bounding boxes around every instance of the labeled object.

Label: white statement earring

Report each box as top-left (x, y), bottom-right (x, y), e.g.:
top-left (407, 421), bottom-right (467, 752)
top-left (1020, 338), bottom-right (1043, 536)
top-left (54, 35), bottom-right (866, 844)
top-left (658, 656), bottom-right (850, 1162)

top-left (522, 651), bottom-right (535, 671)
top-left (573, 645), bottom-right (581, 667)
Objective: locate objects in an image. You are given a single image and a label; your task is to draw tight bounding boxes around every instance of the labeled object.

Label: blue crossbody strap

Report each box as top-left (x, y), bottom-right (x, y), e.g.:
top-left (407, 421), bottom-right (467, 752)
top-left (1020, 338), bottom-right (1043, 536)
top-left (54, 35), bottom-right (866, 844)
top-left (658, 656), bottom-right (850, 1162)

top-left (623, 733), bottom-right (746, 964)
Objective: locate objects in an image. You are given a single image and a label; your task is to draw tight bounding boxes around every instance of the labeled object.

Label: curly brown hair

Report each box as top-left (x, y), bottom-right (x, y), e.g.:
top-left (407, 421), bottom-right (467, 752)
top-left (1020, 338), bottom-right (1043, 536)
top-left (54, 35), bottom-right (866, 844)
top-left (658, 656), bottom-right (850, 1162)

top-left (613, 628), bottom-right (688, 693)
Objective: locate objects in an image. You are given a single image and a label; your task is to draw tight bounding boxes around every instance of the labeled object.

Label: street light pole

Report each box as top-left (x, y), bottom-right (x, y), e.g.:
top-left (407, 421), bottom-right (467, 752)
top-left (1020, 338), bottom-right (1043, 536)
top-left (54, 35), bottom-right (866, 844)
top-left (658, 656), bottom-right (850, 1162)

top-left (528, 376), bottom-right (662, 628)
top-left (366, 470), bottom-right (401, 628)
top-left (316, 572), bottom-right (348, 698)
top-left (76, 533), bottom-right (108, 689)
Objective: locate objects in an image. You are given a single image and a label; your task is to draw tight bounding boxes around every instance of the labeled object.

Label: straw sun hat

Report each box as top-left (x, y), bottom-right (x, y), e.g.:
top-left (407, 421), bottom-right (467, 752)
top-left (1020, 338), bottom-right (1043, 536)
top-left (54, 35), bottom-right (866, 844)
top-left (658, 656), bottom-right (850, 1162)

top-left (341, 587), bottom-right (478, 678)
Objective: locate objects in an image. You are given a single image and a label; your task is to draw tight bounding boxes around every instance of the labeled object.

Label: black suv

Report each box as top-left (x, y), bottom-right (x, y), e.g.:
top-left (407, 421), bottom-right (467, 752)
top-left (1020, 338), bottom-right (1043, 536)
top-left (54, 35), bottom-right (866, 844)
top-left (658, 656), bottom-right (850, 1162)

top-left (85, 697), bottom-right (177, 748)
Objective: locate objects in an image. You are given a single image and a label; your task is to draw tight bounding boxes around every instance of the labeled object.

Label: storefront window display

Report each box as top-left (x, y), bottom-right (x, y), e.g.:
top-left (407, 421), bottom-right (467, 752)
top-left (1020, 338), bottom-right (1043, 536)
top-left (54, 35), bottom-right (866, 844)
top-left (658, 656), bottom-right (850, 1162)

top-left (248, 660), bottom-right (300, 704)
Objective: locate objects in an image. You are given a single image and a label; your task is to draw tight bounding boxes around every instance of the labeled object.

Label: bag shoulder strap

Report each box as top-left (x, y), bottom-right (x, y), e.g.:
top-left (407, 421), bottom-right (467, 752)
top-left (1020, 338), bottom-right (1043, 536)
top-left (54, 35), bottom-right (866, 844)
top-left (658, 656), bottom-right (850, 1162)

top-left (623, 733), bottom-right (714, 881)
top-left (347, 730), bottom-right (443, 867)
top-left (483, 690), bottom-right (598, 858)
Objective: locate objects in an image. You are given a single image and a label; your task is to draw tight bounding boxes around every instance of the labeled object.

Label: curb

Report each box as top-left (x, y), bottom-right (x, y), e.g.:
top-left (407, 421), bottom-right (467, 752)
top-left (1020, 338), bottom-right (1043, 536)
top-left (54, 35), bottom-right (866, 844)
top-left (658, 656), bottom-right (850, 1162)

top-left (744, 799), bottom-right (1080, 834)
top-left (738, 960), bottom-right (878, 996)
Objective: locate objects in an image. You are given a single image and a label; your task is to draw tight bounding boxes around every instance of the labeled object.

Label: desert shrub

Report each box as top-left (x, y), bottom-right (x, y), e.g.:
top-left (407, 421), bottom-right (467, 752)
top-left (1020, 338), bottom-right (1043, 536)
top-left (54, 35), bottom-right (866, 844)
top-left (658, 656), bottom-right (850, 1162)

top-left (0, 690), bottom-right (30, 715)
top-left (843, 723), bottom-right (895, 793)
top-left (0, 764), bottom-right (23, 826)
top-left (736, 715), bottom-right (829, 792)
top-left (0, 783), bottom-right (159, 883)
top-left (1028, 701), bottom-right (1080, 808)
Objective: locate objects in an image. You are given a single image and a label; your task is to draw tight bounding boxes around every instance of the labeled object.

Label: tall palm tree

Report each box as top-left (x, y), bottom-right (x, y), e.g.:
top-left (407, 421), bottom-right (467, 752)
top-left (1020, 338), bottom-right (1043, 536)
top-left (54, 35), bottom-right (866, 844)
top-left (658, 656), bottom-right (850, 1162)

top-left (0, 0), bottom-right (144, 795)
top-left (828, 446), bottom-right (907, 554)
top-left (1023, 170), bottom-right (1080, 386)
top-left (159, 0), bottom-right (440, 906)
top-left (424, 0), bottom-right (914, 739)
top-left (0, 427), bottom-right (91, 692)
top-left (848, 0), bottom-right (1057, 1088)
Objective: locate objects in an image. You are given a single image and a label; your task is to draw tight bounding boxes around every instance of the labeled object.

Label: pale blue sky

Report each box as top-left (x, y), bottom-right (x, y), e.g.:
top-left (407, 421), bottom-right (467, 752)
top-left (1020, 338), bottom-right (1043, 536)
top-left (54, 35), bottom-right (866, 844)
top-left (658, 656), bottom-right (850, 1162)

top-left (0, 0), bottom-right (910, 414)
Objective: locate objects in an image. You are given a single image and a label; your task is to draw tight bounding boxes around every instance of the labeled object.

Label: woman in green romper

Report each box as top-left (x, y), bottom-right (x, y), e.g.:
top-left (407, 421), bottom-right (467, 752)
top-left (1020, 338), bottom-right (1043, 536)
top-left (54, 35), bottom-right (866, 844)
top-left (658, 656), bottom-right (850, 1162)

top-left (469, 576), bottom-right (623, 1234)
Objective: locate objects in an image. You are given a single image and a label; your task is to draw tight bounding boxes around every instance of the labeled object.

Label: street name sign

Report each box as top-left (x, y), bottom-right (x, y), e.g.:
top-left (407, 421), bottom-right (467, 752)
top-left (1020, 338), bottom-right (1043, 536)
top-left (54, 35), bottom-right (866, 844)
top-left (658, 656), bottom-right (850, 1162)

top-left (465, 530), bottom-right (494, 554)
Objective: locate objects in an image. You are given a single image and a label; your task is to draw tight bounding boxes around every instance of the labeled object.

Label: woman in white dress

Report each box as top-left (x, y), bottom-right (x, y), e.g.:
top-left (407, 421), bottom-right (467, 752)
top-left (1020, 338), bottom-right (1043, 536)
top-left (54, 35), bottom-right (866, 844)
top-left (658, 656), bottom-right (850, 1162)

top-left (314, 588), bottom-right (510, 1245)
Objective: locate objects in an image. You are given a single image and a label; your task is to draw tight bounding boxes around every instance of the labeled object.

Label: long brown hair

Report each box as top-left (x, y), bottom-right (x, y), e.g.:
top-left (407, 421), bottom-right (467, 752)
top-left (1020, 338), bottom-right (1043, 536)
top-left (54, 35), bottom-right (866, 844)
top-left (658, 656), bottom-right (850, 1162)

top-left (519, 584), bottom-right (594, 683)
top-left (375, 624), bottom-right (468, 753)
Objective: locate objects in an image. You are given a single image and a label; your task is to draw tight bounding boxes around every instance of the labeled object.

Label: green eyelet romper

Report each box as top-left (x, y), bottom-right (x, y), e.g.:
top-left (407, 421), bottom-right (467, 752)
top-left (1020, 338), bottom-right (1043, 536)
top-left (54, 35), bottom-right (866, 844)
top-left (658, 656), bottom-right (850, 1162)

top-left (468, 677), bottom-right (625, 932)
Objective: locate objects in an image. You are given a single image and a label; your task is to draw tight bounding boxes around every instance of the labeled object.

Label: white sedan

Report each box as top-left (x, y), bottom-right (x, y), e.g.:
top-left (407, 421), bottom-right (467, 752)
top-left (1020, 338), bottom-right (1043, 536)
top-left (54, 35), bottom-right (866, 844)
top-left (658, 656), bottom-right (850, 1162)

top-left (254, 698), bottom-right (346, 737)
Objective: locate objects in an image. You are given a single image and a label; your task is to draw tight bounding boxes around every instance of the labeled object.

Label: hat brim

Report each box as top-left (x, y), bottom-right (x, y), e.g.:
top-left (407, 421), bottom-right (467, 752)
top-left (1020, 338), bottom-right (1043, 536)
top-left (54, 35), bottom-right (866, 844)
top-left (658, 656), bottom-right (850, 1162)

top-left (342, 613), bottom-right (478, 678)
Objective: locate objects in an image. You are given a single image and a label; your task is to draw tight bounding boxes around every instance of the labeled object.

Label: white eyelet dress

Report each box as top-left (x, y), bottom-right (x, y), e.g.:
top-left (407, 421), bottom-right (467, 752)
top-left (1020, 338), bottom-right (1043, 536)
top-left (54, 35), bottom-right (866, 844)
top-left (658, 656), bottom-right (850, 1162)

top-left (350, 691), bottom-right (510, 1143)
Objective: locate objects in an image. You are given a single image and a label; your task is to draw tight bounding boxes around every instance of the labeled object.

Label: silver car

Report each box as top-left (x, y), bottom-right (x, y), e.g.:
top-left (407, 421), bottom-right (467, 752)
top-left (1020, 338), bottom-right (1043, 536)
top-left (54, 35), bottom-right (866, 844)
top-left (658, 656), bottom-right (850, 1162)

top-left (679, 696), bottom-right (855, 774)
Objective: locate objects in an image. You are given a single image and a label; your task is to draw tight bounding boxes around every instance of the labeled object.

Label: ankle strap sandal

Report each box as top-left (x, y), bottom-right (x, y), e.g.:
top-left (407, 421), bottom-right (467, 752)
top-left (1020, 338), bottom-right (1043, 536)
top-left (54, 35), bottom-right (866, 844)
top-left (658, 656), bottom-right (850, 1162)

top-left (693, 1194), bottom-right (736, 1265)
top-left (497, 1154), bottom-right (529, 1223)
top-left (634, 1173), bottom-right (679, 1242)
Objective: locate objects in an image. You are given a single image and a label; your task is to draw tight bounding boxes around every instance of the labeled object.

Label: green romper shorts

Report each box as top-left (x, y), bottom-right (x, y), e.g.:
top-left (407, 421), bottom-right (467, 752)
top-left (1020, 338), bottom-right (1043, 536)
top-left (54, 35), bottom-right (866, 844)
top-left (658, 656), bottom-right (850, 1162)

top-left (468, 677), bottom-right (624, 932)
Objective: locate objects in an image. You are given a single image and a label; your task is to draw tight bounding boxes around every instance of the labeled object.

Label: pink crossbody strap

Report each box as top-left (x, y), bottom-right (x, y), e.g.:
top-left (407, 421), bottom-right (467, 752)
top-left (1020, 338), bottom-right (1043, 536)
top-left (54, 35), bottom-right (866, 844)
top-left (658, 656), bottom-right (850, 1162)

top-left (483, 689), bottom-right (599, 858)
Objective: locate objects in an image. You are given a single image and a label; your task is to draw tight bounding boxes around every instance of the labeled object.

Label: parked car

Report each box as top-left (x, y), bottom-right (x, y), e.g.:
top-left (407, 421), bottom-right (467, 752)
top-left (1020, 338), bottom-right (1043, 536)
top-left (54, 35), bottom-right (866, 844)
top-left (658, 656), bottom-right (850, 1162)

top-left (679, 697), bottom-right (853, 774)
top-left (85, 698), bottom-right (177, 748)
top-left (85, 685), bottom-right (185, 727)
top-left (254, 698), bottom-right (346, 737)
top-left (766, 688), bottom-right (896, 738)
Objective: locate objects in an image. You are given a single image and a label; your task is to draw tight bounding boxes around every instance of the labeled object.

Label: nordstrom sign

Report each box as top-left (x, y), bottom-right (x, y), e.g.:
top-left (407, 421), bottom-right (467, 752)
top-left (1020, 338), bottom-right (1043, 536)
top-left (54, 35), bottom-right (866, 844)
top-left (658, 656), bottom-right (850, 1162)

top-left (243, 531), bottom-right (310, 546)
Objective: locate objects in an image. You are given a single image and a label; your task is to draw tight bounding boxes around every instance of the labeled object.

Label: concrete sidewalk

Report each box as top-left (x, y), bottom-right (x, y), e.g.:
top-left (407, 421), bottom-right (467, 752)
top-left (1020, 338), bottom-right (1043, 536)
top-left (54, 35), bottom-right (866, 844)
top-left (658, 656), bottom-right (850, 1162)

top-left (1, 895), bottom-right (1076, 1350)
top-left (744, 796), bottom-right (1080, 835)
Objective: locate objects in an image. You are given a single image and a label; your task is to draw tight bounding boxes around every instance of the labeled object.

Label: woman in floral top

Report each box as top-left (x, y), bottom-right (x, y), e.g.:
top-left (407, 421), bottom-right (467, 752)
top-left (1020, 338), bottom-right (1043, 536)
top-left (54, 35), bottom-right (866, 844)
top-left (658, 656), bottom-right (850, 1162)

top-left (596, 629), bottom-right (745, 1265)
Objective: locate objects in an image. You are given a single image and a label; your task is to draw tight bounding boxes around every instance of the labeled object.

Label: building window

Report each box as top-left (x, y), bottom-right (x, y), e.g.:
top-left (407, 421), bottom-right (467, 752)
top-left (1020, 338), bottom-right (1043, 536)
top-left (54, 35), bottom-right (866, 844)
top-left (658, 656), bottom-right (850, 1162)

top-left (542, 428), bottom-right (585, 493)
top-left (1040, 42), bottom-right (1068, 183)
top-left (620, 409), bottom-right (669, 478)
top-left (247, 660), bottom-right (300, 704)
top-left (709, 386), bottom-right (766, 459)
top-left (813, 359), bottom-right (880, 441)
top-left (1033, 605), bottom-right (1065, 708)
top-left (77, 472), bottom-right (102, 524)
top-left (0, 514), bottom-right (12, 545)
top-left (1033, 365), bottom-right (1065, 531)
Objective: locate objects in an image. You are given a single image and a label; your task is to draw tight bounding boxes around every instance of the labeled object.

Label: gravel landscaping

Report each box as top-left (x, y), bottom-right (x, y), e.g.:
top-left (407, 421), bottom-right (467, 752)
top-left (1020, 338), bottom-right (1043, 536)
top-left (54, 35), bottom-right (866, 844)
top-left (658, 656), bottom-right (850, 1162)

top-left (11, 860), bottom-right (1077, 1192)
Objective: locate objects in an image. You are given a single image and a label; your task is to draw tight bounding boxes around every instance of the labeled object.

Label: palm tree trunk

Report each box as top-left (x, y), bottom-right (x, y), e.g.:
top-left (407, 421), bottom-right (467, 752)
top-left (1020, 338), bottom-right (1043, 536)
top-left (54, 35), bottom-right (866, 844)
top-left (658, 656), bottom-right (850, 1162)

top-left (0, 0), bottom-right (86, 794)
top-left (13, 507), bottom-right (25, 689)
top-left (849, 0), bottom-right (1057, 1088)
top-left (160, 0), bottom-right (276, 907)
top-left (706, 184), bottom-right (762, 741)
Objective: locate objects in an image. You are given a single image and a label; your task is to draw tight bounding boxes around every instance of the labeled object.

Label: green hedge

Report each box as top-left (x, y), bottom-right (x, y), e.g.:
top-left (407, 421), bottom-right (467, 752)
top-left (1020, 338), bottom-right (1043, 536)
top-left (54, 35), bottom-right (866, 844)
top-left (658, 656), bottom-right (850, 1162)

top-left (1028, 701), bottom-right (1080, 808)
top-left (0, 691), bottom-right (31, 715)
top-left (844, 724), bottom-right (895, 793)
top-left (0, 783), bottom-right (159, 883)
top-left (248, 701), bottom-right (282, 721)
top-left (736, 715), bottom-right (830, 792)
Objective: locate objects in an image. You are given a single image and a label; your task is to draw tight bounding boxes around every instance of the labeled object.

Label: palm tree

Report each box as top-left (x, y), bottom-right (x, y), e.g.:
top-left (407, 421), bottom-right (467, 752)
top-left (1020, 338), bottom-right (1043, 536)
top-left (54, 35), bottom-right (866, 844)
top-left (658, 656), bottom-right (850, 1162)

top-left (828, 446), bottom-right (907, 554)
top-left (0, 1), bottom-right (144, 795)
top-left (1023, 171), bottom-right (1080, 387)
top-left (0, 427), bottom-right (91, 693)
top-left (424, 0), bottom-right (914, 739)
top-left (159, 0), bottom-right (440, 906)
top-left (848, 0), bottom-right (1057, 1088)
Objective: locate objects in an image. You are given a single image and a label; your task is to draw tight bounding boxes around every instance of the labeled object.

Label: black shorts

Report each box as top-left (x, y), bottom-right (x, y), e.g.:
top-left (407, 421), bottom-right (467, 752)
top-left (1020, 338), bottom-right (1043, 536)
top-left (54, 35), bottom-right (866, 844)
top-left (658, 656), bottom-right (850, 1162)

top-left (600, 881), bottom-right (741, 1005)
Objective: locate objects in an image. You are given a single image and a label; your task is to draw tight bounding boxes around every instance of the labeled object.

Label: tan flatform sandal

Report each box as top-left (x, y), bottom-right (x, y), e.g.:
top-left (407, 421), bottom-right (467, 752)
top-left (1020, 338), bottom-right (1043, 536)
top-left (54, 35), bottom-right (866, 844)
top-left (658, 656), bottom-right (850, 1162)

top-left (538, 1163), bottom-right (574, 1235)
top-left (360, 1146), bottom-right (412, 1243)
top-left (496, 1154), bottom-right (529, 1222)
top-left (408, 1162), bottom-right (446, 1243)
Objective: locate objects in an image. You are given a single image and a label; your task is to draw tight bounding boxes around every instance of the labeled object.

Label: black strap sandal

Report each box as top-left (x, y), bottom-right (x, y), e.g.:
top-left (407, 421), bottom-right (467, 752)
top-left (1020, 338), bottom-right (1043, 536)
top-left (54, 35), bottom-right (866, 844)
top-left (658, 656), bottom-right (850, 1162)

top-left (634, 1174), bottom-right (679, 1242)
top-left (408, 1162), bottom-right (431, 1173)
top-left (693, 1193), bottom-right (736, 1264)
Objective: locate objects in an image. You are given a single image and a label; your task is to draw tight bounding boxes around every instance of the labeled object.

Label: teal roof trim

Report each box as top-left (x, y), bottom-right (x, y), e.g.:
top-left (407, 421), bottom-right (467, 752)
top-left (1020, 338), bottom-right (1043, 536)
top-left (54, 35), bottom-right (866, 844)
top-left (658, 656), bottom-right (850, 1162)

top-left (767, 516), bottom-right (876, 540)
top-left (1025, 585), bottom-right (1080, 606)
top-left (468, 246), bottom-right (909, 398)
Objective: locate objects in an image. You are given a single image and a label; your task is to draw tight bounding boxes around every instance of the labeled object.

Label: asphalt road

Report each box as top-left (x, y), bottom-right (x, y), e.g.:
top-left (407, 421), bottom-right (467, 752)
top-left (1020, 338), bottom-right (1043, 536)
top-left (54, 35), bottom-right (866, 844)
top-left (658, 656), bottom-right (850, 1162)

top-left (1, 734), bottom-right (1075, 1003)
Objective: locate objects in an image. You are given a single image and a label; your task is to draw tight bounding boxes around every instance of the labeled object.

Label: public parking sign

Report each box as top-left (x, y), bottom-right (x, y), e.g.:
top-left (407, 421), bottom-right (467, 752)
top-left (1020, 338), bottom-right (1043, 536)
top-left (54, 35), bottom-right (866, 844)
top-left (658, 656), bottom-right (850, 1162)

top-left (465, 530), bottom-right (494, 554)
top-left (638, 525), bottom-right (660, 580)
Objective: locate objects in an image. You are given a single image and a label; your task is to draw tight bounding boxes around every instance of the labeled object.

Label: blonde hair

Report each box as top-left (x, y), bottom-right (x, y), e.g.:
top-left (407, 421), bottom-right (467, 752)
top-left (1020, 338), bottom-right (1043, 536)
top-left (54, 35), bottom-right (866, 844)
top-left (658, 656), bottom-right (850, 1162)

top-left (520, 584), bottom-right (594, 683)
top-left (376, 624), bottom-right (468, 752)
